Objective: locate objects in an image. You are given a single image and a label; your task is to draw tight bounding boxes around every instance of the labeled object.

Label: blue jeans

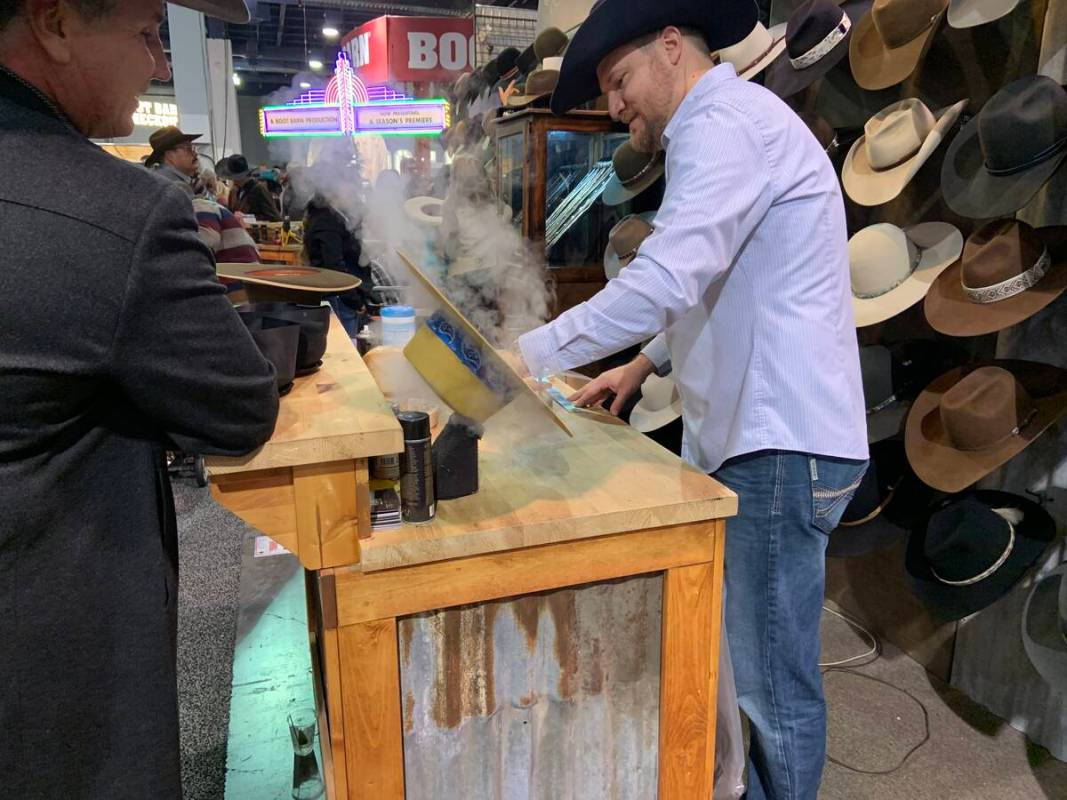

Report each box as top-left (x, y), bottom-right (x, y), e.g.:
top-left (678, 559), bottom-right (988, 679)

top-left (713, 451), bottom-right (867, 800)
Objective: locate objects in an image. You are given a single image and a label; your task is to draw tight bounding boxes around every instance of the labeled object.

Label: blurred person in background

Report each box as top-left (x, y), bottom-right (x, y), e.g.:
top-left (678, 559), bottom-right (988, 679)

top-left (303, 191), bottom-right (373, 336)
top-left (217, 153), bottom-right (282, 221)
top-left (0, 0), bottom-right (278, 796)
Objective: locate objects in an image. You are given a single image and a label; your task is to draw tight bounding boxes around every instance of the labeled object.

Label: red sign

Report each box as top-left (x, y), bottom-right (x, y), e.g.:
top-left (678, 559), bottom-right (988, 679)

top-left (342, 16), bottom-right (475, 85)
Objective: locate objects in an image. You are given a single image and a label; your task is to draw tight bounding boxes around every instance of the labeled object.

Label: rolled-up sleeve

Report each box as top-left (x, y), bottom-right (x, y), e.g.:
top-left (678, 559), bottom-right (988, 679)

top-left (517, 100), bottom-right (775, 377)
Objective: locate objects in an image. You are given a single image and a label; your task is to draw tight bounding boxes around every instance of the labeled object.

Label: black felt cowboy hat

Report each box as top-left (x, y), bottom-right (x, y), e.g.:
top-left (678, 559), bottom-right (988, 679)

top-left (942, 76), bottom-right (1067, 219)
top-left (144, 125), bottom-right (201, 168)
top-left (216, 154), bottom-right (253, 181)
top-left (828, 437), bottom-right (944, 557)
top-left (549, 0), bottom-right (759, 115)
top-left (764, 0), bottom-right (871, 99)
top-left (905, 490), bottom-right (1056, 621)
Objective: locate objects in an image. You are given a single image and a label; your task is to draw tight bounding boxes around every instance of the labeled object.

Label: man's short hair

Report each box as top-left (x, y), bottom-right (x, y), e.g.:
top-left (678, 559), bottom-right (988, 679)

top-left (0, 1), bottom-right (118, 33)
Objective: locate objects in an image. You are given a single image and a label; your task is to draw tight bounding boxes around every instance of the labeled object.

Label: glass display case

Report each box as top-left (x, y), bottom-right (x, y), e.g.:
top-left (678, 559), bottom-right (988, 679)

top-left (491, 108), bottom-right (639, 318)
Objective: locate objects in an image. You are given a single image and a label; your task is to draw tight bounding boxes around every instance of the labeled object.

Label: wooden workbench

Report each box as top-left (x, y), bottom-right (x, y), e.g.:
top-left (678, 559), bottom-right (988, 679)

top-left (208, 316), bottom-right (737, 800)
top-left (256, 242), bottom-right (306, 266)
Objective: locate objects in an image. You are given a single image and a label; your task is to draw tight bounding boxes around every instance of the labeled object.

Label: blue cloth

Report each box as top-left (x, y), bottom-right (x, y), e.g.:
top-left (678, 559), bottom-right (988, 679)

top-left (714, 451), bottom-right (867, 800)
top-left (518, 63), bottom-right (868, 473)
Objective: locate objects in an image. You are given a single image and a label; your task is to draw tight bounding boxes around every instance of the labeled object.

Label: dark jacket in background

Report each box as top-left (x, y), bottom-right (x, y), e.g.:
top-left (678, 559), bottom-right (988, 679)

top-left (304, 199), bottom-right (373, 309)
top-left (0, 67), bottom-right (279, 799)
top-left (231, 177), bottom-right (282, 221)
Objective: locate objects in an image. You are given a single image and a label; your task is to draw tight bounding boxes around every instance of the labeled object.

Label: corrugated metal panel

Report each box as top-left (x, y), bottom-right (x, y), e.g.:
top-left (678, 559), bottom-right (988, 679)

top-left (399, 574), bottom-right (663, 800)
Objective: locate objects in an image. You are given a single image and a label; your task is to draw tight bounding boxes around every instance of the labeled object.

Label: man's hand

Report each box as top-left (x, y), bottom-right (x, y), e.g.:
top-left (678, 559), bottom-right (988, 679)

top-left (568, 354), bottom-right (656, 416)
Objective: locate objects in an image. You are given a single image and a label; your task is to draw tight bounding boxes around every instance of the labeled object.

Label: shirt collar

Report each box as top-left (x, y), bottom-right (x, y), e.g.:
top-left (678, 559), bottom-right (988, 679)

top-left (662, 62), bottom-right (738, 149)
top-left (0, 63), bottom-right (79, 133)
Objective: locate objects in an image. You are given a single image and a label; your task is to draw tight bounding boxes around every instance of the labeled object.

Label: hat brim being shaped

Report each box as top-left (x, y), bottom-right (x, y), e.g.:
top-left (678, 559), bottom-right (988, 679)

top-left (904, 360), bottom-right (1067, 494)
top-left (905, 490), bottom-right (1055, 621)
top-left (549, 0), bottom-right (758, 115)
top-left (941, 110), bottom-right (1067, 219)
top-left (1022, 564), bottom-right (1067, 694)
top-left (924, 240), bottom-right (1067, 338)
top-left (842, 99), bottom-right (967, 206)
top-left (405, 196), bottom-right (445, 227)
top-left (852, 221), bottom-right (964, 327)
top-left (947, 0), bottom-right (1021, 28)
top-left (172, 0), bottom-right (250, 23)
top-left (602, 150), bottom-right (666, 207)
top-left (764, 0), bottom-right (872, 99)
top-left (395, 251), bottom-right (572, 437)
top-left (218, 263), bottom-right (361, 298)
top-left (848, 3), bottom-right (945, 90)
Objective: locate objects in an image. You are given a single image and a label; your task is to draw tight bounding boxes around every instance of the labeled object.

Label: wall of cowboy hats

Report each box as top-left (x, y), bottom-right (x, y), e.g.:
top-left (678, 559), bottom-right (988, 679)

top-left (756, 0), bottom-right (1066, 759)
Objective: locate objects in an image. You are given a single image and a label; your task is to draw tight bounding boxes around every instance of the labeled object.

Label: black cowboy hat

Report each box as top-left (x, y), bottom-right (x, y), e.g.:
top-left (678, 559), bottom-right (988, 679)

top-left (828, 437), bottom-right (943, 557)
top-left (216, 154), bottom-right (253, 181)
top-left (549, 0), bottom-right (758, 114)
top-left (239, 316), bottom-right (301, 395)
top-left (238, 302), bottom-right (331, 375)
top-left (905, 490), bottom-right (1056, 621)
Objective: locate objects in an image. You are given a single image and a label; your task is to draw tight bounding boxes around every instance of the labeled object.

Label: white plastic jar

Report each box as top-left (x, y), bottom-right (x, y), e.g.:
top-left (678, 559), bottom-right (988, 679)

top-left (380, 305), bottom-right (416, 347)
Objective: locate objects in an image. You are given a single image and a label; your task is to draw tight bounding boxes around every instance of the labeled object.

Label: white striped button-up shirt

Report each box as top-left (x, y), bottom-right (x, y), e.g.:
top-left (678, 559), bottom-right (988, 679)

top-left (518, 63), bottom-right (868, 473)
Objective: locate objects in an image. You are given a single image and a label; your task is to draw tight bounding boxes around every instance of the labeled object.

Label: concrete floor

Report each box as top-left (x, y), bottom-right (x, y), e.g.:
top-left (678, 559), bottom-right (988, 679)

top-left (215, 540), bottom-right (1066, 799)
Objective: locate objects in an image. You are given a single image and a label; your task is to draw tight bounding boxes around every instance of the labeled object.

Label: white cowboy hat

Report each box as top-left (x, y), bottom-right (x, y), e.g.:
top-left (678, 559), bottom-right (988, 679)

top-left (630, 372), bottom-right (683, 433)
top-left (404, 196), bottom-right (444, 227)
top-left (842, 98), bottom-right (968, 206)
top-left (716, 21), bottom-right (789, 80)
top-left (850, 221), bottom-right (963, 327)
top-left (947, 0), bottom-right (1021, 28)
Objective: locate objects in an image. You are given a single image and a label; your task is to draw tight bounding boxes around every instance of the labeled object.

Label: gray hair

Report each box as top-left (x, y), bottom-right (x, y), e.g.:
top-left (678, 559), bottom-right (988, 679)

top-left (0, 0), bottom-right (119, 32)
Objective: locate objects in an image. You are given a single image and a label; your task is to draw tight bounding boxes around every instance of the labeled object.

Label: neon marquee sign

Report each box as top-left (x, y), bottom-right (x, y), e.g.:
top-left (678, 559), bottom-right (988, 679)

top-left (259, 52), bottom-right (450, 138)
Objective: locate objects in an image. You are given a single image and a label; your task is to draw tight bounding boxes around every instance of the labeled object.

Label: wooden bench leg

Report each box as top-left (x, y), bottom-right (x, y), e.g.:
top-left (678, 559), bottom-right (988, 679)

top-left (337, 618), bottom-right (406, 800)
top-left (657, 525), bottom-right (725, 799)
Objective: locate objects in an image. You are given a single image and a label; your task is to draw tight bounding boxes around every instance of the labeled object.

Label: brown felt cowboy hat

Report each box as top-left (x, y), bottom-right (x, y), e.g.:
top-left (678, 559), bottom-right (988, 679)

top-left (848, 0), bottom-right (947, 90)
top-left (145, 126), bottom-right (201, 167)
top-left (603, 212), bottom-right (656, 280)
top-left (842, 97), bottom-right (968, 206)
top-left (924, 220), bottom-right (1067, 337)
top-left (602, 142), bottom-right (666, 206)
top-left (904, 360), bottom-right (1067, 493)
top-left (505, 60), bottom-right (562, 108)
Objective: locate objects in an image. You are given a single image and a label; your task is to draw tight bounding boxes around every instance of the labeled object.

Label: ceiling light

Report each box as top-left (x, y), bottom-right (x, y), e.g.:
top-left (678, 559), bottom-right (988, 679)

top-left (308, 58), bottom-right (324, 70)
top-left (232, 72), bottom-right (242, 87)
top-left (299, 81), bottom-right (312, 89)
top-left (322, 26), bottom-right (340, 39)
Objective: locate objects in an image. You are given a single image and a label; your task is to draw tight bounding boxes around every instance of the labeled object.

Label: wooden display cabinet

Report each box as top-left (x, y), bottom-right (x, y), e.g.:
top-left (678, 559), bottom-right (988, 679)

top-left (491, 108), bottom-right (634, 318)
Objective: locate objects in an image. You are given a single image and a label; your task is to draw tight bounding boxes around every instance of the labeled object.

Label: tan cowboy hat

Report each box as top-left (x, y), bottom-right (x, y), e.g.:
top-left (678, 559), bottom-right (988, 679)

top-left (603, 212), bottom-right (656, 280)
top-left (602, 142), bottom-right (665, 206)
top-left (850, 221), bottom-right (963, 327)
top-left (717, 21), bottom-right (788, 80)
top-left (925, 220), bottom-right (1067, 337)
top-left (145, 126), bottom-right (201, 167)
top-left (404, 196), bottom-right (445, 227)
top-left (842, 97), bottom-right (967, 206)
top-left (630, 373), bottom-right (683, 433)
top-left (849, 0), bottom-right (947, 90)
top-left (217, 263), bottom-right (360, 300)
top-left (505, 60), bottom-right (562, 108)
top-left (904, 361), bottom-right (1067, 493)
top-left (947, 0), bottom-right (1020, 28)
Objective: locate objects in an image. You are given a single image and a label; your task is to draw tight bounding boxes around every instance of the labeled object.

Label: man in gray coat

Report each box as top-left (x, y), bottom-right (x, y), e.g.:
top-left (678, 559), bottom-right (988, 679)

top-left (0, 1), bottom-right (276, 797)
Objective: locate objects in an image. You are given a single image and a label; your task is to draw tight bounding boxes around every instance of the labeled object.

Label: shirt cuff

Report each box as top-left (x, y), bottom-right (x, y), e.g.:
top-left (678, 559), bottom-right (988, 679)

top-left (516, 325), bottom-right (564, 378)
top-left (641, 334), bottom-right (672, 377)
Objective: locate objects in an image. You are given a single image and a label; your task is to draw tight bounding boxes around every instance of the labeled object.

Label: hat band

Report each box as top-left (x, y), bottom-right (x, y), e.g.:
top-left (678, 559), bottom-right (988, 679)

top-left (953, 406), bottom-right (1038, 452)
top-left (962, 248), bottom-right (1051, 304)
top-left (614, 242), bottom-right (640, 262)
top-left (621, 155), bottom-right (661, 188)
top-left (837, 480), bottom-right (899, 527)
top-left (930, 518), bottom-right (1016, 586)
top-left (853, 242), bottom-right (922, 299)
top-left (789, 14), bottom-right (851, 70)
top-left (985, 133), bottom-right (1067, 177)
top-left (734, 34), bottom-right (783, 76)
top-left (870, 137), bottom-right (924, 172)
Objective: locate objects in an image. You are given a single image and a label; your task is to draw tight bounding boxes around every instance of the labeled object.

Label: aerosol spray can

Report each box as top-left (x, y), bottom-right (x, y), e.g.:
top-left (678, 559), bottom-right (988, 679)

top-left (397, 411), bottom-right (435, 523)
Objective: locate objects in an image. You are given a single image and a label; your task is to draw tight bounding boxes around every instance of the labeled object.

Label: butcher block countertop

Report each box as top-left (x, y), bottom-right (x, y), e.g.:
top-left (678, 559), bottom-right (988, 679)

top-left (205, 316), bottom-right (404, 476)
top-left (357, 392), bottom-right (737, 572)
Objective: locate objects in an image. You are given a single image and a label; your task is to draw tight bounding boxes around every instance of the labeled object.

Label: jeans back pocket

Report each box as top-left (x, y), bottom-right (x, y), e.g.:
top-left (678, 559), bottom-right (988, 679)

top-left (810, 456), bottom-right (867, 535)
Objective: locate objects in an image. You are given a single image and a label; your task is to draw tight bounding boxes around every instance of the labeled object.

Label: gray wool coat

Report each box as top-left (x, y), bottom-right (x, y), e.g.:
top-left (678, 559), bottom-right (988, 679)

top-left (0, 67), bottom-right (279, 798)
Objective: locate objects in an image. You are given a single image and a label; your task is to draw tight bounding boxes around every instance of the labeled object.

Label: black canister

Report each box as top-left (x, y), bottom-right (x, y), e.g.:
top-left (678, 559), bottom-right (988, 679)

top-left (398, 411), bottom-right (435, 523)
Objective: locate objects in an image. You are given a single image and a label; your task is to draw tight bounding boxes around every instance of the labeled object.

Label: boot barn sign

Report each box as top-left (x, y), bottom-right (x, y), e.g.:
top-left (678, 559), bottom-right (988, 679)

top-left (341, 16), bottom-right (475, 85)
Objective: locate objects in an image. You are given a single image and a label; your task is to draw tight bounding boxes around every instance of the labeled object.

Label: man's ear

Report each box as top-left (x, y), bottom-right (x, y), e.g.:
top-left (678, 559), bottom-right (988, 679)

top-left (25, 0), bottom-right (77, 65)
top-left (659, 26), bottom-right (686, 67)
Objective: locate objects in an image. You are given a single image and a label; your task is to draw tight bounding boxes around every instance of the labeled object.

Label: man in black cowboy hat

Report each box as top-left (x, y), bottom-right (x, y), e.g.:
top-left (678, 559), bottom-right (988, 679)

top-left (217, 152), bottom-right (283, 221)
top-left (145, 123), bottom-right (202, 193)
top-left (0, 1), bottom-right (277, 796)
top-left (516, 1), bottom-right (868, 798)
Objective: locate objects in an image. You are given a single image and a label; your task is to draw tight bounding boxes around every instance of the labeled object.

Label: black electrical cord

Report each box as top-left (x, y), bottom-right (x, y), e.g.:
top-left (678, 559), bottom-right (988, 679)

top-left (822, 667), bottom-right (932, 776)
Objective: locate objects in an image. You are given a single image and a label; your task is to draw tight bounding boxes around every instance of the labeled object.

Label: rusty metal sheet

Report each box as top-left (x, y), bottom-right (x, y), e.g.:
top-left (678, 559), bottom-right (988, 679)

top-left (399, 574), bottom-right (663, 799)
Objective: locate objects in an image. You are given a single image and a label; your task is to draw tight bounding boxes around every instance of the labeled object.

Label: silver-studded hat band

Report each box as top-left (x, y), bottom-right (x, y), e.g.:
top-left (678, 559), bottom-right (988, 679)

top-left (962, 248), bottom-right (1051, 304)
top-left (789, 14), bottom-right (851, 70)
